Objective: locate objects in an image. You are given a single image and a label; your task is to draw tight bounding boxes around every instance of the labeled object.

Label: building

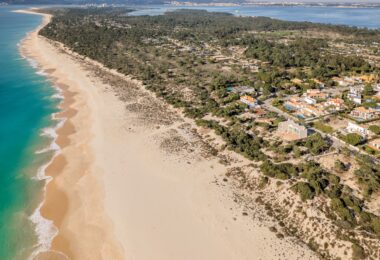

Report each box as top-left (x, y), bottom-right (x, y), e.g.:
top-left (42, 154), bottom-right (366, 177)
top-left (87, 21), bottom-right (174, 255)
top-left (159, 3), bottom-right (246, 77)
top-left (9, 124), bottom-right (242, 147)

top-left (349, 95), bottom-right (362, 105)
top-left (350, 107), bottom-right (377, 120)
top-left (368, 139), bottom-right (380, 151)
top-left (337, 77), bottom-right (363, 87)
top-left (284, 97), bottom-right (304, 111)
top-left (346, 122), bottom-right (369, 136)
top-left (305, 89), bottom-right (329, 100)
top-left (240, 95), bottom-right (258, 108)
top-left (300, 105), bottom-right (325, 117)
top-left (278, 119), bottom-right (308, 140)
top-left (349, 86), bottom-right (364, 96)
top-left (336, 78), bottom-right (349, 87)
top-left (229, 86), bottom-right (256, 95)
top-left (348, 86), bottom-right (364, 104)
top-left (304, 96), bottom-right (317, 105)
top-left (325, 98), bottom-right (345, 111)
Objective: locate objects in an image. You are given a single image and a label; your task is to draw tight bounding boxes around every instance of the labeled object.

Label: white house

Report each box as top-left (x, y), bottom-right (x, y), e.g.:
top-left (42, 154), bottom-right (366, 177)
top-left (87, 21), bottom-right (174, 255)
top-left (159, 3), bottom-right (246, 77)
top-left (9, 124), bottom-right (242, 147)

top-left (348, 86), bottom-right (363, 104)
top-left (350, 96), bottom-right (362, 104)
top-left (349, 86), bottom-right (364, 96)
top-left (303, 96), bottom-right (317, 105)
top-left (346, 122), bottom-right (368, 136)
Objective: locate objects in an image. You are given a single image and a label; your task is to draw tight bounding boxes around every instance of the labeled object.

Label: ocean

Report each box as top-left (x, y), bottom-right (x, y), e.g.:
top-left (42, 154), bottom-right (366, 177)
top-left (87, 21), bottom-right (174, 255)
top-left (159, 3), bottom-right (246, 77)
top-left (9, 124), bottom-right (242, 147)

top-left (0, 4), bottom-right (380, 260)
top-left (0, 6), bottom-right (60, 260)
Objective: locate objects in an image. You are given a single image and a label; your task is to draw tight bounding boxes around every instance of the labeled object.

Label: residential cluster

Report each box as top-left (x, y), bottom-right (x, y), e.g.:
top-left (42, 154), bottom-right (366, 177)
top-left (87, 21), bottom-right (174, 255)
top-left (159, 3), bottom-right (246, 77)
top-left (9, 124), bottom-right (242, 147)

top-left (284, 89), bottom-right (345, 119)
top-left (229, 75), bottom-right (380, 156)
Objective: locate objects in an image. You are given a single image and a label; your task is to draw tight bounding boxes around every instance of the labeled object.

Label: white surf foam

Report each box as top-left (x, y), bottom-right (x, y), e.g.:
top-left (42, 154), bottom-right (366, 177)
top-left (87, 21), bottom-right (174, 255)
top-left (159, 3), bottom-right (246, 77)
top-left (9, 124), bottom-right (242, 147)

top-left (33, 117), bottom-right (65, 172)
top-left (29, 97), bottom-right (67, 259)
top-left (35, 142), bottom-right (60, 155)
top-left (28, 202), bottom-right (58, 260)
top-left (36, 70), bottom-right (47, 76)
top-left (51, 93), bottom-right (64, 100)
top-left (26, 57), bottom-right (39, 69)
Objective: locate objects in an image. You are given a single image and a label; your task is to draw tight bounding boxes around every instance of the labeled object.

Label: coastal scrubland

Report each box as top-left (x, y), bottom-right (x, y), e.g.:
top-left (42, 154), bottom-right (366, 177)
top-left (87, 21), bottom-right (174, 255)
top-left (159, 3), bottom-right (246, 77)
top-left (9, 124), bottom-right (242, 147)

top-left (36, 7), bottom-right (380, 259)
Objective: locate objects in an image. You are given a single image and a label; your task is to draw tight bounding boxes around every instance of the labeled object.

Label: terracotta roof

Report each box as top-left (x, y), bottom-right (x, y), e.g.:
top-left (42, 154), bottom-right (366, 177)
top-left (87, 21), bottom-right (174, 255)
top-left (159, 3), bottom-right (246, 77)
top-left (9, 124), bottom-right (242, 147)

top-left (241, 95), bottom-right (255, 103)
top-left (330, 98), bottom-right (344, 104)
top-left (354, 107), bottom-right (373, 113)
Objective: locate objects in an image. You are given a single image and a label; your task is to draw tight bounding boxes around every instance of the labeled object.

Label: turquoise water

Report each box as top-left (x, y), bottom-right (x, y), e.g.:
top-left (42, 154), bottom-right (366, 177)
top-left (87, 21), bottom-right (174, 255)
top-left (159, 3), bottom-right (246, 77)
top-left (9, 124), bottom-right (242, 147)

top-left (129, 5), bottom-right (380, 29)
top-left (0, 6), bottom-right (59, 259)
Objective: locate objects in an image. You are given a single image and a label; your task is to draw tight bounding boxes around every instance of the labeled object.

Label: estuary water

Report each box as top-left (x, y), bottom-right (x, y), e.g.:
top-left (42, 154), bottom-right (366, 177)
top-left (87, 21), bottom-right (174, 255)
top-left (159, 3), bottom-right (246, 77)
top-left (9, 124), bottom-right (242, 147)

top-left (129, 5), bottom-right (380, 29)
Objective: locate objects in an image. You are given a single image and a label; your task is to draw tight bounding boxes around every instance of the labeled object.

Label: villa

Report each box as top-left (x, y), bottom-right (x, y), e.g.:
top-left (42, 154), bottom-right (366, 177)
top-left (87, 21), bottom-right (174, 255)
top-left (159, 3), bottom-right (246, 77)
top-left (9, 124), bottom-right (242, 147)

top-left (284, 97), bottom-right (304, 111)
top-left (278, 119), bottom-right (308, 140)
top-left (350, 107), bottom-right (377, 120)
top-left (240, 95), bottom-right (258, 108)
top-left (304, 96), bottom-right (317, 105)
top-left (346, 122), bottom-right (369, 136)
top-left (300, 105), bottom-right (325, 117)
top-left (305, 89), bottom-right (329, 100)
top-left (349, 95), bottom-right (362, 105)
top-left (348, 86), bottom-right (364, 104)
top-left (325, 98), bottom-right (345, 111)
top-left (349, 85), bottom-right (364, 95)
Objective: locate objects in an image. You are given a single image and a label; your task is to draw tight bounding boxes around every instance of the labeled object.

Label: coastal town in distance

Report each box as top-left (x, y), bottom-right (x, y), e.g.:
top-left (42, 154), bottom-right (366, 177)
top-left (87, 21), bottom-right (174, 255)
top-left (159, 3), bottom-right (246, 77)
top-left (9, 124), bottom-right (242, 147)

top-left (2, 1), bottom-right (380, 260)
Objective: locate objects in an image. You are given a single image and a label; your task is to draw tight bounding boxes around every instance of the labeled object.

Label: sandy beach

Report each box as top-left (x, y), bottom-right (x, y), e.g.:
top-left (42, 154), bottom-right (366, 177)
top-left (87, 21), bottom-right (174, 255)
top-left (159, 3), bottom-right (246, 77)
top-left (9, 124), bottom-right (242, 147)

top-left (19, 9), bottom-right (317, 260)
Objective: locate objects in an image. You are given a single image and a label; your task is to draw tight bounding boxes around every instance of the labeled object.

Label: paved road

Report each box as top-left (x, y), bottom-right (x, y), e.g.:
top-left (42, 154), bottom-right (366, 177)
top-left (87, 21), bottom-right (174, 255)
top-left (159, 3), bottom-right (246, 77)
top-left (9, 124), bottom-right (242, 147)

top-left (262, 98), bottom-right (380, 164)
top-left (262, 98), bottom-right (298, 121)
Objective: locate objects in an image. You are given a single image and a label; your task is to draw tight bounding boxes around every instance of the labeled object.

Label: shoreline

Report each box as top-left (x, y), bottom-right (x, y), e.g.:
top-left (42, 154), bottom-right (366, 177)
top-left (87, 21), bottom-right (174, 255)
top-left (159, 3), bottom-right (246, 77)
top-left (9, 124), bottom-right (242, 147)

top-left (16, 10), bottom-right (67, 259)
top-left (19, 8), bottom-right (318, 260)
top-left (18, 9), bottom-right (124, 259)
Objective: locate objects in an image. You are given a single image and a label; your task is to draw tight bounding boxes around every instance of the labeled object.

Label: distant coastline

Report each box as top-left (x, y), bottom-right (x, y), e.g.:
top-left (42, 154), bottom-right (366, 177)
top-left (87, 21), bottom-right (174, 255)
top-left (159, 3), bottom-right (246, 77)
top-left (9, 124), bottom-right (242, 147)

top-left (2, 0), bottom-right (380, 8)
top-left (169, 1), bottom-right (380, 8)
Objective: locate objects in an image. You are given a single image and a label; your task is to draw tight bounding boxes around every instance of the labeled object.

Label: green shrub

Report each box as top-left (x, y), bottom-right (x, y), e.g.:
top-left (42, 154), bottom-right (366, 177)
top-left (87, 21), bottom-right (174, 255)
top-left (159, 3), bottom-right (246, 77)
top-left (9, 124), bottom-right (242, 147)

top-left (292, 182), bottom-right (315, 201)
top-left (312, 121), bottom-right (334, 134)
top-left (343, 133), bottom-right (362, 146)
top-left (260, 161), bottom-right (296, 180)
top-left (331, 198), bottom-right (354, 223)
top-left (334, 160), bottom-right (346, 172)
top-left (304, 133), bottom-right (331, 155)
top-left (369, 125), bottom-right (380, 135)
top-left (351, 243), bottom-right (365, 260)
top-left (372, 216), bottom-right (380, 235)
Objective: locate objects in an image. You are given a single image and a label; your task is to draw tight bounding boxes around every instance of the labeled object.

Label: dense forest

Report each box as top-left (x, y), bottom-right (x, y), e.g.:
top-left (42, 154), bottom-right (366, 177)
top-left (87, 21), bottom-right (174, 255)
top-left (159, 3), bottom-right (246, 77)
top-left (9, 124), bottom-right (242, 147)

top-left (40, 8), bottom-right (378, 80)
